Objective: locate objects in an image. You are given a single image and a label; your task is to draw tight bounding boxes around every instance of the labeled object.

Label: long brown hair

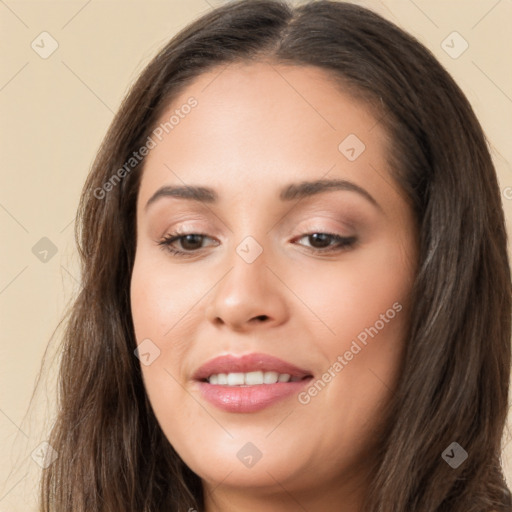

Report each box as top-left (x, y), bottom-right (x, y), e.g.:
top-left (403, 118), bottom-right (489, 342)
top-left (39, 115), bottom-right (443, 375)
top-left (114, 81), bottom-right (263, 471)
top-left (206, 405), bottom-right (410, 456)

top-left (40, 1), bottom-right (511, 510)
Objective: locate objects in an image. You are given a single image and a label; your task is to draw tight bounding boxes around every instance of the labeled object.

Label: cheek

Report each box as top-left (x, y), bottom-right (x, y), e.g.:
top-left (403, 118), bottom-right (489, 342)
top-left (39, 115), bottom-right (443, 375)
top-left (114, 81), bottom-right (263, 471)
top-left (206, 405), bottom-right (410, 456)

top-left (130, 254), bottom-right (203, 447)
top-left (291, 239), bottom-right (412, 418)
top-left (292, 238), bottom-right (414, 348)
top-left (130, 249), bottom-right (206, 343)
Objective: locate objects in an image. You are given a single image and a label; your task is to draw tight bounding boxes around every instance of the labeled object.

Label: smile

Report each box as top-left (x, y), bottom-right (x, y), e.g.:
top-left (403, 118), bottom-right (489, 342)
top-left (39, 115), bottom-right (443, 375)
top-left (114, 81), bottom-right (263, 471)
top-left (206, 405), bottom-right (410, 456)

top-left (206, 371), bottom-right (305, 385)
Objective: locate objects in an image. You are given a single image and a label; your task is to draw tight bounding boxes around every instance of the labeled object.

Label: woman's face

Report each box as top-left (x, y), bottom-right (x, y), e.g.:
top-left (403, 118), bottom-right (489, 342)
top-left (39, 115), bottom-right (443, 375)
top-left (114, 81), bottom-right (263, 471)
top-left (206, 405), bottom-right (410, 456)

top-left (130, 61), bottom-right (418, 510)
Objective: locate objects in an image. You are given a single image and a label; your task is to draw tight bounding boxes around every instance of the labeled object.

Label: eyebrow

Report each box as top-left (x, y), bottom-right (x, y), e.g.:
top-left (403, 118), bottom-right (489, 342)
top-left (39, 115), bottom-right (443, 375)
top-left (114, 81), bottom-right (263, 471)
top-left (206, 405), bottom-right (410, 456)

top-left (144, 178), bottom-right (381, 212)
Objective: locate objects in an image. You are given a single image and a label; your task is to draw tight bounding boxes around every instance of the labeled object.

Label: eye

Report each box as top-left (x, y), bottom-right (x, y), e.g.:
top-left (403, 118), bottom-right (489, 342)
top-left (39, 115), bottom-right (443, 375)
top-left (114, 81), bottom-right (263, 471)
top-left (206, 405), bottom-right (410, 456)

top-left (294, 232), bottom-right (357, 253)
top-left (157, 231), bottom-right (357, 258)
top-left (157, 232), bottom-right (217, 257)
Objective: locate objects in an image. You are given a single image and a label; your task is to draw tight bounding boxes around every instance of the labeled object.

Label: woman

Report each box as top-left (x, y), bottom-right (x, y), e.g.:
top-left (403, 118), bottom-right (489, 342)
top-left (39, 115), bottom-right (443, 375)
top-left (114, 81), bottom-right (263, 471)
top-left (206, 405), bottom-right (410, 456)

top-left (40, 1), bottom-right (511, 510)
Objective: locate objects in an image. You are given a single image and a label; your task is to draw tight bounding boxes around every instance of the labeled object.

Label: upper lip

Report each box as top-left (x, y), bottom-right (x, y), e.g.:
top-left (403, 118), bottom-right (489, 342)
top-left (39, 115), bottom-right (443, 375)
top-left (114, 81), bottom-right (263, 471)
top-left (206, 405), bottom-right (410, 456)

top-left (192, 353), bottom-right (313, 381)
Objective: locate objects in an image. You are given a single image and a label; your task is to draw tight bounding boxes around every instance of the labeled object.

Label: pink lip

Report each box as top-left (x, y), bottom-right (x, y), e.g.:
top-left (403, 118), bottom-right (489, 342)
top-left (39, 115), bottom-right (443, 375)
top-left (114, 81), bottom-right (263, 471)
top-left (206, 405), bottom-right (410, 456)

top-left (192, 353), bottom-right (312, 381)
top-left (192, 353), bottom-right (313, 413)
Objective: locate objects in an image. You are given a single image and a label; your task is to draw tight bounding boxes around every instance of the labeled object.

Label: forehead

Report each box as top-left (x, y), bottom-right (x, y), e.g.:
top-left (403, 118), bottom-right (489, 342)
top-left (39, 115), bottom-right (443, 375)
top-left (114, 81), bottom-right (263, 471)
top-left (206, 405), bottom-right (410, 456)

top-left (138, 60), bottom-right (395, 206)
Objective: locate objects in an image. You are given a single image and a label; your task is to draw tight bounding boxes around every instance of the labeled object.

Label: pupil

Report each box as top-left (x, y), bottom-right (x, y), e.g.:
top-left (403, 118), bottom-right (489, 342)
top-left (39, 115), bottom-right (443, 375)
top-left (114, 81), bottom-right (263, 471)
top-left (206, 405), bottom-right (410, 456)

top-left (182, 234), bottom-right (202, 250)
top-left (310, 233), bottom-right (330, 248)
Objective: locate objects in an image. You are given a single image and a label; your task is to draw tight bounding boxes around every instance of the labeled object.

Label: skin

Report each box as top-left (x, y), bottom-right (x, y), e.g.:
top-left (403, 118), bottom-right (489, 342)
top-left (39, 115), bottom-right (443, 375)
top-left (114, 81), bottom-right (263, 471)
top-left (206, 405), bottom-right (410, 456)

top-left (130, 61), bottom-right (418, 512)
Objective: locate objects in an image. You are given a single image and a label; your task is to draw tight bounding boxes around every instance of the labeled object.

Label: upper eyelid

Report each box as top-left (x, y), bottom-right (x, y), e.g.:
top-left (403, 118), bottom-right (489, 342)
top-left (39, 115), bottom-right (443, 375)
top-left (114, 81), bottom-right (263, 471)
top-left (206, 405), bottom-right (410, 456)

top-left (165, 226), bottom-right (355, 239)
top-left (162, 214), bottom-right (358, 234)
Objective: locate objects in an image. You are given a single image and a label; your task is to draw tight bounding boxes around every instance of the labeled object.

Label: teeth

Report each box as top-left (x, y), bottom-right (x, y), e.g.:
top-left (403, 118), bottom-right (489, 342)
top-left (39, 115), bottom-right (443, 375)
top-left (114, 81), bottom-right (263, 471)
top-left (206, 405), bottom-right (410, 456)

top-left (206, 371), bottom-right (297, 386)
top-left (227, 373), bottom-right (245, 386)
top-left (263, 371), bottom-right (279, 384)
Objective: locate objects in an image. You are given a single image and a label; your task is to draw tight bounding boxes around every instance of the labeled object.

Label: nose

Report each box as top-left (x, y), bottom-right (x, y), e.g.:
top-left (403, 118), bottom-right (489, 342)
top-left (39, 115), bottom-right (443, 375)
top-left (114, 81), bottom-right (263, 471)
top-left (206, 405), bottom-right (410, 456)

top-left (204, 250), bottom-right (289, 332)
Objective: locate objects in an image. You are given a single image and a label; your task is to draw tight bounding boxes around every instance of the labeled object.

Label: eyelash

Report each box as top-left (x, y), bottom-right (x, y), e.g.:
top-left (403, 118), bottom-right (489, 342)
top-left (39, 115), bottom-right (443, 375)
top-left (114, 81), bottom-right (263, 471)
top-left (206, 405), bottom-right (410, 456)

top-left (157, 230), bottom-right (357, 258)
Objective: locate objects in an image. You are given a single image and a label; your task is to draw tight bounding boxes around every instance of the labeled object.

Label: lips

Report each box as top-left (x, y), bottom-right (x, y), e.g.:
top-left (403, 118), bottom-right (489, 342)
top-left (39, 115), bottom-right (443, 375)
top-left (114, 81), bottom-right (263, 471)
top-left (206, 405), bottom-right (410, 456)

top-left (192, 353), bottom-right (313, 382)
top-left (192, 353), bottom-right (314, 413)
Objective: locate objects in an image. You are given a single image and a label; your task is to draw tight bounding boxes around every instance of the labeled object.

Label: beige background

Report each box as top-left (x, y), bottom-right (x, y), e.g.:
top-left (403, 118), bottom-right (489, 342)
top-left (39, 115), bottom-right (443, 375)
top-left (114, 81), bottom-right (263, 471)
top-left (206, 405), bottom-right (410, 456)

top-left (0, 0), bottom-right (511, 510)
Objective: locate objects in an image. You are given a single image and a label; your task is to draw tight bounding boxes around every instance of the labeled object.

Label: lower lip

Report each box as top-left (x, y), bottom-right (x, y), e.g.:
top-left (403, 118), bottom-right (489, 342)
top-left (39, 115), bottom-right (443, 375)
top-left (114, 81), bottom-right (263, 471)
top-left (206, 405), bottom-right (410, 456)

top-left (196, 379), bottom-right (312, 413)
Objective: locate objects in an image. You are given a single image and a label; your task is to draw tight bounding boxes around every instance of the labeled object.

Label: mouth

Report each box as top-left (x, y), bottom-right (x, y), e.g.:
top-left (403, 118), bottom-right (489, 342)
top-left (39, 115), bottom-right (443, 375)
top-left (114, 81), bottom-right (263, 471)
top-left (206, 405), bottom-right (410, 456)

top-left (203, 371), bottom-right (309, 386)
top-left (193, 353), bottom-right (314, 413)
top-left (193, 352), bottom-right (313, 383)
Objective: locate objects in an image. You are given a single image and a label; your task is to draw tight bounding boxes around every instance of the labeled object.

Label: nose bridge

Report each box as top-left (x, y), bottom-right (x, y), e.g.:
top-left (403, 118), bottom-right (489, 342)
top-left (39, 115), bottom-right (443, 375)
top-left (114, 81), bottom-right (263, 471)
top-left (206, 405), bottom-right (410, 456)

top-left (205, 233), bottom-right (288, 330)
